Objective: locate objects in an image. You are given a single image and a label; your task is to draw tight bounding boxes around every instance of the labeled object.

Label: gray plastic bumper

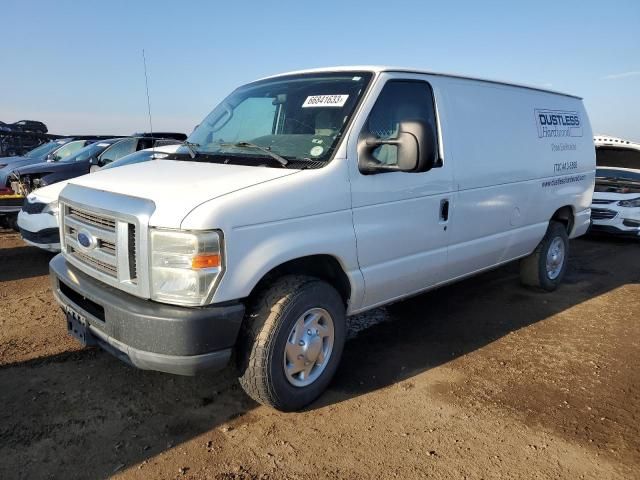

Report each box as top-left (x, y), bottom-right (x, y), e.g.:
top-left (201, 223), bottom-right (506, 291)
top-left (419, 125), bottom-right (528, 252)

top-left (50, 254), bottom-right (245, 376)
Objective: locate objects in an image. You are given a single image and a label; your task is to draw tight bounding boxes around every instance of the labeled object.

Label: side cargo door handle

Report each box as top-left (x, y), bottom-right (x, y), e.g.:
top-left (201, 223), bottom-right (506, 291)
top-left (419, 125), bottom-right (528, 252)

top-left (440, 199), bottom-right (450, 222)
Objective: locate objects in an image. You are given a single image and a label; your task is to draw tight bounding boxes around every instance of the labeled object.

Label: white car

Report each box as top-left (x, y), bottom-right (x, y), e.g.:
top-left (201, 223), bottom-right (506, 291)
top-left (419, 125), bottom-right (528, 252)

top-left (18, 144), bottom-right (179, 251)
top-left (49, 66), bottom-right (595, 411)
top-left (590, 135), bottom-right (640, 237)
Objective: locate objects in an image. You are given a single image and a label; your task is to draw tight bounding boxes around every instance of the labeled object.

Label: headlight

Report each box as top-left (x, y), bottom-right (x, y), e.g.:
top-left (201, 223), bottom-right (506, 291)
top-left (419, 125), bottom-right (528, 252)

top-left (150, 229), bottom-right (223, 306)
top-left (42, 200), bottom-right (59, 216)
top-left (618, 197), bottom-right (640, 208)
top-left (32, 178), bottom-right (47, 188)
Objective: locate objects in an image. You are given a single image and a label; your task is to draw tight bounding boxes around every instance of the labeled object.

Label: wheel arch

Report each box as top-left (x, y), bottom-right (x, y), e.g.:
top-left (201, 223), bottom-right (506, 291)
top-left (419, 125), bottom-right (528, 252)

top-left (551, 205), bottom-right (575, 234)
top-left (247, 254), bottom-right (352, 308)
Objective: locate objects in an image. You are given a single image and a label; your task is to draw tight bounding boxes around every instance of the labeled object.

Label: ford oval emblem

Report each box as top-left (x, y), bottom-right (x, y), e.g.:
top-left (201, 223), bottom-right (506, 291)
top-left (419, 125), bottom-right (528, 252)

top-left (77, 229), bottom-right (96, 250)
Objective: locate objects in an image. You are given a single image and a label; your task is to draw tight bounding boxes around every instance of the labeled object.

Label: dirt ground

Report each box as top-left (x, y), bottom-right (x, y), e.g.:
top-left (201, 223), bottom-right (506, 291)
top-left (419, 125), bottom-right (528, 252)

top-left (0, 229), bottom-right (638, 480)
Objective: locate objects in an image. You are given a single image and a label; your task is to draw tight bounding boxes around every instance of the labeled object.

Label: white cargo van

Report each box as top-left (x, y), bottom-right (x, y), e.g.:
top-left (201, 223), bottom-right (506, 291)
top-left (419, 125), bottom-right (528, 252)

top-left (50, 67), bottom-right (595, 410)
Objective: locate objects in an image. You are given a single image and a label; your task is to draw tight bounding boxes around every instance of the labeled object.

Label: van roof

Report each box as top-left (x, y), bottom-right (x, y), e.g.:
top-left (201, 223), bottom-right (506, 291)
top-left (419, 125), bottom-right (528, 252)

top-left (258, 65), bottom-right (582, 100)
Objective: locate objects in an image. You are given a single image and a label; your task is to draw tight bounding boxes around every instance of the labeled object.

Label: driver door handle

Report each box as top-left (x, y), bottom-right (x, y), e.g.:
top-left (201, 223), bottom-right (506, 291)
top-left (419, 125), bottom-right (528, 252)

top-left (440, 199), bottom-right (450, 222)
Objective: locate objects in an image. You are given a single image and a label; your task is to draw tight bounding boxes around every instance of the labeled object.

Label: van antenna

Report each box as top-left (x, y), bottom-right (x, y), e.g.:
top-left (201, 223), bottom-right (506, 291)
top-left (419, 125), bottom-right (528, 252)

top-left (142, 49), bottom-right (154, 147)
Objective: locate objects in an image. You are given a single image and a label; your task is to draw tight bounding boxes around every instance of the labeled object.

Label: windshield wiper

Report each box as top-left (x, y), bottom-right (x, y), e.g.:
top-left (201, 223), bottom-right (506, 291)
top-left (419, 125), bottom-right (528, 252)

top-left (217, 141), bottom-right (288, 167)
top-left (181, 141), bottom-right (201, 159)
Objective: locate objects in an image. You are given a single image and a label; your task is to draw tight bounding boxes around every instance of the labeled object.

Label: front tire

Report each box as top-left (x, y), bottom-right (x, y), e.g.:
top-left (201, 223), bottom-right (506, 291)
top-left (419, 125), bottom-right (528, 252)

top-left (237, 275), bottom-right (346, 411)
top-left (520, 221), bottom-right (569, 291)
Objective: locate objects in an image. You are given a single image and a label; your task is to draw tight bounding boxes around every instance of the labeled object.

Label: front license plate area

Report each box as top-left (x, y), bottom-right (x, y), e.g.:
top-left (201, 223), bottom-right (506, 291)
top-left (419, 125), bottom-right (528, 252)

top-left (65, 306), bottom-right (96, 347)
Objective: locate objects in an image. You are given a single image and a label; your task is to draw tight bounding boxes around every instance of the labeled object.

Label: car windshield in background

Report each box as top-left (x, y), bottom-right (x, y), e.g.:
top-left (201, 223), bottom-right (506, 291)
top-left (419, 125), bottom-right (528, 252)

top-left (60, 141), bottom-right (113, 162)
top-left (180, 72), bottom-right (373, 166)
top-left (24, 141), bottom-right (63, 158)
top-left (102, 149), bottom-right (167, 170)
top-left (596, 168), bottom-right (640, 183)
top-left (596, 147), bottom-right (640, 170)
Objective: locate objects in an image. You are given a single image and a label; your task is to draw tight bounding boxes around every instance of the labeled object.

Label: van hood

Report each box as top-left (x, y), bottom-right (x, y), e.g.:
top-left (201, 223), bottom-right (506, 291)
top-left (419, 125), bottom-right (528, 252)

top-left (62, 160), bottom-right (300, 228)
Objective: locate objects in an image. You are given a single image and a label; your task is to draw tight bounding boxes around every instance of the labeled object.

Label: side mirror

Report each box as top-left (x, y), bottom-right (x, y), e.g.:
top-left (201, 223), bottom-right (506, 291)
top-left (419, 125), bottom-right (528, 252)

top-left (46, 153), bottom-right (55, 162)
top-left (358, 120), bottom-right (437, 175)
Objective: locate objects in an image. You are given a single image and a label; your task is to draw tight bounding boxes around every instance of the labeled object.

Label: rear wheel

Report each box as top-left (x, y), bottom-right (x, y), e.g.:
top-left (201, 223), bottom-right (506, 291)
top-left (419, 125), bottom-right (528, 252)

top-left (520, 221), bottom-right (569, 291)
top-left (237, 275), bottom-right (346, 411)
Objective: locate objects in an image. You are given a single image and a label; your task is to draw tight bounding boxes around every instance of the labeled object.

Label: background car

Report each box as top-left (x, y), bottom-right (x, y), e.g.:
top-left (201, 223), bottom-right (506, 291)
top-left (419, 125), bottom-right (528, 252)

top-left (590, 135), bottom-right (640, 237)
top-left (14, 136), bottom-right (183, 194)
top-left (89, 136), bottom-right (183, 170)
top-left (0, 119), bottom-right (51, 157)
top-left (0, 138), bottom-right (98, 229)
top-left (10, 120), bottom-right (48, 134)
top-left (0, 138), bottom-right (93, 190)
top-left (17, 144), bottom-right (180, 251)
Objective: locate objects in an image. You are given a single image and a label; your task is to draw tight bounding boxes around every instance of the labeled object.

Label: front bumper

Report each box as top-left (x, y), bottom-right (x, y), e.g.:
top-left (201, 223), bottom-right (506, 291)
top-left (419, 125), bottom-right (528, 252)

top-left (50, 254), bottom-right (245, 375)
top-left (0, 195), bottom-right (23, 214)
top-left (590, 206), bottom-right (640, 237)
top-left (17, 210), bottom-right (60, 251)
top-left (589, 223), bottom-right (640, 237)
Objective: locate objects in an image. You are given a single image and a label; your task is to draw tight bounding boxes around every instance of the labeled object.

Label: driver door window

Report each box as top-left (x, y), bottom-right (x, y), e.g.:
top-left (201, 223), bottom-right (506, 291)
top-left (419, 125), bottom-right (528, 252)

top-left (100, 138), bottom-right (137, 163)
top-left (364, 81), bottom-right (437, 167)
top-left (53, 140), bottom-right (84, 161)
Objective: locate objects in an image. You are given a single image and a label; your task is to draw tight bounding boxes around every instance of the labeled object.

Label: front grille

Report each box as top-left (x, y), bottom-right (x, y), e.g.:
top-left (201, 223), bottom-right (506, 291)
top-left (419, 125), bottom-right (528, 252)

top-left (22, 199), bottom-right (46, 214)
top-left (70, 248), bottom-right (118, 276)
top-left (592, 198), bottom-right (616, 205)
top-left (101, 240), bottom-right (116, 254)
top-left (128, 224), bottom-right (137, 279)
top-left (591, 208), bottom-right (618, 220)
top-left (62, 204), bottom-right (137, 284)
top-left (68, 206), bottom-right (116, 230)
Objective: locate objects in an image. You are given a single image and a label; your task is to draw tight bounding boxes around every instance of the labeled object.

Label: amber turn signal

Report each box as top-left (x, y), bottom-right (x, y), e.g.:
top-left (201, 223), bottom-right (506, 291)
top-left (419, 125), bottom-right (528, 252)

top-left (191, 254), bottom-right (221, 269)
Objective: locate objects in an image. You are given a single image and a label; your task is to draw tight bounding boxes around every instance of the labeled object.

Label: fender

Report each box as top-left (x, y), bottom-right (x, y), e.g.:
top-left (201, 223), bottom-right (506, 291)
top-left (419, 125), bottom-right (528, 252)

top-left (212, 208), bottom-right (365, 313)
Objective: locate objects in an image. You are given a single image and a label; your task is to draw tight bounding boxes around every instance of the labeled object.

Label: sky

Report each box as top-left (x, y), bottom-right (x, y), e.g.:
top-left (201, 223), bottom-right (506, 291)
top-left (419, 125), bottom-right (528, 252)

top-left (1, 0), bottom-right (639, 141)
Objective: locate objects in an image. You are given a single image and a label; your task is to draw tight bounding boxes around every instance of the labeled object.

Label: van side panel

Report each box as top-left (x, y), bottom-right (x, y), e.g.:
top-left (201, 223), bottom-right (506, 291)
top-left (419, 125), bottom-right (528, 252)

top-left (441, 78), bottom-right (595, 278)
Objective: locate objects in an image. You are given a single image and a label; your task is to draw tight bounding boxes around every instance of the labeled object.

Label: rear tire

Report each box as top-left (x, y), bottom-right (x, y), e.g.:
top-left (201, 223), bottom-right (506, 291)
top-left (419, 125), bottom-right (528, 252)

top-left (237, 275), bottom-right (346, 411)
top-left (520, 221), bottom-right (569, 291)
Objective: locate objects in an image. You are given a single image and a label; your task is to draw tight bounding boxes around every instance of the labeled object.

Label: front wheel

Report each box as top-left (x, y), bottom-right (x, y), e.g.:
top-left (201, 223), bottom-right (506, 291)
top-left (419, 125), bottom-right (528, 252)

top-left (520, 221), bottom-right (569, 291)
top-left (237, 275), bottom-right (346, 411)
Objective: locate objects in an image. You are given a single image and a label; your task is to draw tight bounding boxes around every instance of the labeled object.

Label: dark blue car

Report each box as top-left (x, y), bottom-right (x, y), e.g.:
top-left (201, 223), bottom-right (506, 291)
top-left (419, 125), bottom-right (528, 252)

top-left (15, 136), bottom-right (181, 193)
top-left (0, 138), bottom-right (92, 188)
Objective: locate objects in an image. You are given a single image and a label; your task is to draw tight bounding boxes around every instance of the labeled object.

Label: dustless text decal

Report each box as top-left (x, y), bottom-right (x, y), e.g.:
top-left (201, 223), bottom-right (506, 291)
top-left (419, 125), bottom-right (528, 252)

top-left (535, 109), bottom-right (583, 138)
top-left (542, 174), bottom-right (586, 188)
top-left (302, 95), bottom-right (349, 108)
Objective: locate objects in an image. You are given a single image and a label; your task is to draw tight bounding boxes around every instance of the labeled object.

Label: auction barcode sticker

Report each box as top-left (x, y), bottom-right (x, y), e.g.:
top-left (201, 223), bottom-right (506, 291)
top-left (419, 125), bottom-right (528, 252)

top-left (302, 94), bottom-right (349, 108)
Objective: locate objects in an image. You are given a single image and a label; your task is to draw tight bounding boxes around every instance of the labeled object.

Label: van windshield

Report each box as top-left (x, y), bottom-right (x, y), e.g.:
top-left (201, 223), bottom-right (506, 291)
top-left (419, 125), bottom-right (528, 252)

top-left (180, 72), bottom-right (372, 167)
